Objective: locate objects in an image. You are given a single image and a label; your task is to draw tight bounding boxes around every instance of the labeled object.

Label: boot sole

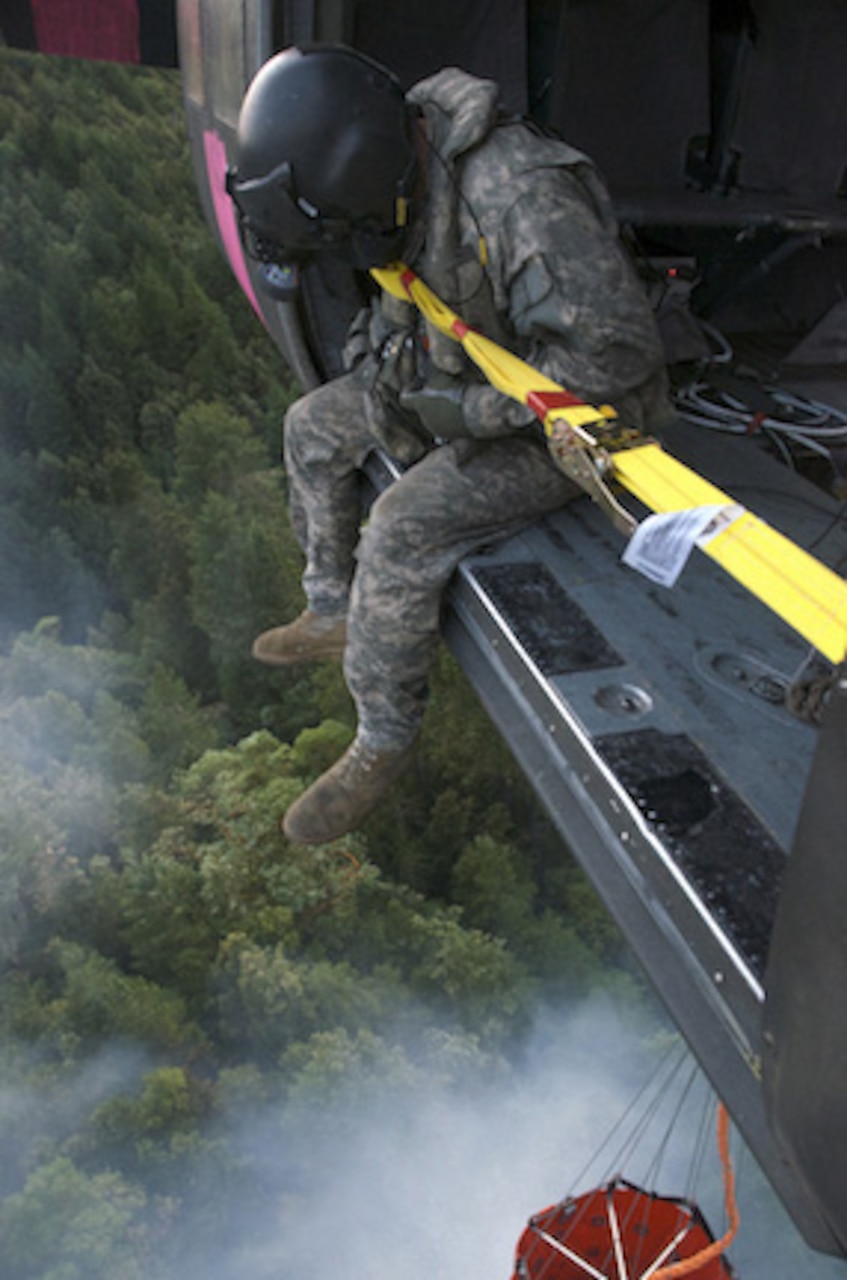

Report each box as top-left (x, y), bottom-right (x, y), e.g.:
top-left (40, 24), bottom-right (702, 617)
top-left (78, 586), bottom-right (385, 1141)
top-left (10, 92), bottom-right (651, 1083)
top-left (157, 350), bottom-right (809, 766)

top-left (283, 742), bottom-right (416, 844)
top-left (250, 632), bottom-right (348, 665)
top-left (251, 639), bottom-right (346, 666)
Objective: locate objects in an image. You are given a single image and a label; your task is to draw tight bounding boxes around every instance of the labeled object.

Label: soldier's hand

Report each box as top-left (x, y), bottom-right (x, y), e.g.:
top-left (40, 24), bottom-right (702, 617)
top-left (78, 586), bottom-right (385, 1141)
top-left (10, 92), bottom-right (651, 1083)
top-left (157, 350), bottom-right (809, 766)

top-left (399, 376), bottom-right (468, 440)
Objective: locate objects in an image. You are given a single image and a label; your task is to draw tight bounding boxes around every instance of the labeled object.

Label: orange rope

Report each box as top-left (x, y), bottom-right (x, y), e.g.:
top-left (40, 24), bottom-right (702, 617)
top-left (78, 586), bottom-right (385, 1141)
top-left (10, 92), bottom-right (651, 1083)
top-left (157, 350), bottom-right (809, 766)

top-left (652, 1103), bottom-right (740, 1279)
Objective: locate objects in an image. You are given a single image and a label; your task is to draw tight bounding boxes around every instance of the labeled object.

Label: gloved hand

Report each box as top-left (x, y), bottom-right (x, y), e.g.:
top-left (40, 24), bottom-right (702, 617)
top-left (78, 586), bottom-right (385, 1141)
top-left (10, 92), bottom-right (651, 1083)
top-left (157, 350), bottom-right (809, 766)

top-left (399, 374), bottom-right (468, 441)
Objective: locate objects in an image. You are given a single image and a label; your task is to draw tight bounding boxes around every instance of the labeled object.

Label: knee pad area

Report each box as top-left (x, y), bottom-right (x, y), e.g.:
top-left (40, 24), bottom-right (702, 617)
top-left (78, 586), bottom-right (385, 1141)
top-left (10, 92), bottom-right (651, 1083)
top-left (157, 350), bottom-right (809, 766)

top-left (361, 488), bottom-right (431, 563)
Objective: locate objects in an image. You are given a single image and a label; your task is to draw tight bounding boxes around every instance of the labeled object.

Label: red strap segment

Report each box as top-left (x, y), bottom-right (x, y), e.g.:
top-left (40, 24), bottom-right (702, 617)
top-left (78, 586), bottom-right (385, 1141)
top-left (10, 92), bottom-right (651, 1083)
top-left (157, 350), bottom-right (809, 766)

top-left (527, 388), bottom-right (587, 422)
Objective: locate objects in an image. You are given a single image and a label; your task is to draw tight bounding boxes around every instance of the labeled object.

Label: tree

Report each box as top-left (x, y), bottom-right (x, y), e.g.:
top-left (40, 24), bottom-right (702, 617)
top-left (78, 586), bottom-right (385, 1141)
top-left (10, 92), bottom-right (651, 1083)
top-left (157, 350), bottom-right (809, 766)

top-left (5, 941), bottom-right (206, 1062)
top-left (0, 1155), bottom-right (148, 1280)
top-left (451, 835), bottom-right (606, 997)
top-left (1, 49), bottom-right (300, 665)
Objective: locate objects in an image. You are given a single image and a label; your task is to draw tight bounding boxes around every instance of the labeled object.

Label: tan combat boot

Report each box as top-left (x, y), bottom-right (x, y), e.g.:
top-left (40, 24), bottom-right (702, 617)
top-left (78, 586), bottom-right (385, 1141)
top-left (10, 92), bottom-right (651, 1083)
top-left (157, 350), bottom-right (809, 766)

top-left (252, 610), bottom-right (347, 665)
top-left (283, 737), bottom-right (416, 844)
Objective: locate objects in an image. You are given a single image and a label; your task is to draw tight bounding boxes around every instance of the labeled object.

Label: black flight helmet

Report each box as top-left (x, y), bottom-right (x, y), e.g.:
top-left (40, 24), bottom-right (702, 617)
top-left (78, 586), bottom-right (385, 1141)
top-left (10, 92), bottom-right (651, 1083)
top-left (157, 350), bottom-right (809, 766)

top-left (227, 44), bottom-right (419, 271)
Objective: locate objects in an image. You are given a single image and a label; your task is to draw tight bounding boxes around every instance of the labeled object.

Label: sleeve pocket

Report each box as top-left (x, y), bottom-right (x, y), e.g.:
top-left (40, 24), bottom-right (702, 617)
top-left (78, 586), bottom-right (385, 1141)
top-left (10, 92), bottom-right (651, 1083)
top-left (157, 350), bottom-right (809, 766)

top-left (510, 255), bottom-right (557, 337)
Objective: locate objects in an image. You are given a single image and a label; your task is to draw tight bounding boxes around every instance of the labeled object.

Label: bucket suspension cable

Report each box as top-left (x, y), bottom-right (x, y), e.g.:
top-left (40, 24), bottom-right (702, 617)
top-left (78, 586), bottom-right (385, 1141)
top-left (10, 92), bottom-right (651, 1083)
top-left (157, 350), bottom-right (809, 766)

top-left (652, 1104), bottom-right (740, 1280)
top-left (511, 1047), bottom-right (740, 1280)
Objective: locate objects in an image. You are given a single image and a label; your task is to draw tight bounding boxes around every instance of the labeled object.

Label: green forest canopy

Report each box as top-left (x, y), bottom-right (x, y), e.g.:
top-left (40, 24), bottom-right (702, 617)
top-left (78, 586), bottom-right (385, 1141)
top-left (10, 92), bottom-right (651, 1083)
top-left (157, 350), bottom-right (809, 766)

top-left (0, 46), bottom-right (663, 1280)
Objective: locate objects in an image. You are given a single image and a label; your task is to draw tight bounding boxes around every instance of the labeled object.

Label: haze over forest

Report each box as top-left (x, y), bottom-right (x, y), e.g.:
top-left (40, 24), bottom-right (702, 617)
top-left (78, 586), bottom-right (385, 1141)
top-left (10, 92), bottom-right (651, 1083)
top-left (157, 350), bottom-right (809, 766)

top-left (0, 46), bottom-right (842, 1280)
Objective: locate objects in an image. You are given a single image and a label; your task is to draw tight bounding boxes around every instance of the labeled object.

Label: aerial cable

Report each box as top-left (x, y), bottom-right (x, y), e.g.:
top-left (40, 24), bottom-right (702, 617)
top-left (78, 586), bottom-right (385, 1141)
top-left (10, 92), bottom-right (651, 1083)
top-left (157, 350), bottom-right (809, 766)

top-left (520, 1044), bottom-right (693, 1271)
top-left (563, 1041), bottom-right (690, 1195)
top-left (615, 1066), bottom-right (715, 1280)
top-left (510, 1077), bottom-right (740, 1280)
top-left (651, 1104), bottom-right (740, 1280)
top-left (682, 1093), bottom-right (717, 1205)
top-left (615, 1055), bottom-right (697, 1188)
top-left (549, 1046), bottom-right (724, 1250)
top-left (640, 1063), bottom-right (704, 1192)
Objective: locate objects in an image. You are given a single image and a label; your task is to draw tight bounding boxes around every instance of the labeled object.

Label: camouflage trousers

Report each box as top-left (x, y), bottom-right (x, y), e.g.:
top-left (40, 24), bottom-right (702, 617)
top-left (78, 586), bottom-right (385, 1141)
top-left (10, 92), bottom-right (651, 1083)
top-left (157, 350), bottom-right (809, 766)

top-left (283, 371), bottom-right (579, 750)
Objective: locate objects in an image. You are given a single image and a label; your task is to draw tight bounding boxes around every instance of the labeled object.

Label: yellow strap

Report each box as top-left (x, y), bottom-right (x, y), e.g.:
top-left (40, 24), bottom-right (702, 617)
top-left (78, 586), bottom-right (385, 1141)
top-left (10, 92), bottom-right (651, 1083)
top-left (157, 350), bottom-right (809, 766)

top-left (372, 263), bottom-right (617, 436)
top-left (371, 262), bottom-right (847, 663)
top-left (615, 444), bottom-right (847, 664)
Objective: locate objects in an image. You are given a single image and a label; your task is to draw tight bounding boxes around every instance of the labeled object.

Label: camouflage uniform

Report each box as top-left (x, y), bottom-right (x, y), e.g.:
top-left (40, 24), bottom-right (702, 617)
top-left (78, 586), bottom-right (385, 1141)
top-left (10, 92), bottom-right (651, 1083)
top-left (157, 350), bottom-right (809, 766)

top-left (284, 67), bottom-right (670, 751)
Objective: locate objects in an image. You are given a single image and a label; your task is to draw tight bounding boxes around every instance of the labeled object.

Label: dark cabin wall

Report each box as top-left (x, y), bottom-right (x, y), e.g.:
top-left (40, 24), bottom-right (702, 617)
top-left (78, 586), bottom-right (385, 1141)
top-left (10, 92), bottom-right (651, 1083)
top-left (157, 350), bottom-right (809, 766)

top-left (350, 0), bottom-right (847, 204)
top-left (351, 0), bottom-right (528, 112)
top-left (349, 0), bottom-right (710, 191)
top-left (732, 0), bottom-right (847, 199)
top-left (546, 0), bottom-right (711, 192)
top-left (350, 0), bottom-right (712, 192)
top-left (547, 0), bottom-right (847, 201)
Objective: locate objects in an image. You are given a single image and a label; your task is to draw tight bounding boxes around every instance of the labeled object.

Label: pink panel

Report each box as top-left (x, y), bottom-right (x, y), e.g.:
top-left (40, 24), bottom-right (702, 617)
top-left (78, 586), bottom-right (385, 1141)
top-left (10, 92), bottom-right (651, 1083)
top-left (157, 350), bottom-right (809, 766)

top-left (202, 128), bottom-right (265, 323)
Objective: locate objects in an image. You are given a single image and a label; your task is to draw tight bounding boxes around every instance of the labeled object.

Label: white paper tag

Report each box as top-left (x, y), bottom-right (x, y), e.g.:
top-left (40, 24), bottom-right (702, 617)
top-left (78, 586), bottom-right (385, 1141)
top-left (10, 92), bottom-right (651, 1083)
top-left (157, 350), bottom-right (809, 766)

top-left (622, 503), bottom-right (744, 588)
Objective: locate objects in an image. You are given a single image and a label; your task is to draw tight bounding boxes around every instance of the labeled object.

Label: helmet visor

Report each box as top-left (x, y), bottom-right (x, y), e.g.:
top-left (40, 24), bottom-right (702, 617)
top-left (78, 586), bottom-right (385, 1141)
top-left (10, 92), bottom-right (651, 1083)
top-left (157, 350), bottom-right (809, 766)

top-left (227, 158), bottom-right (412, 269)
top-left (226, 160), bottom-right (324, 258)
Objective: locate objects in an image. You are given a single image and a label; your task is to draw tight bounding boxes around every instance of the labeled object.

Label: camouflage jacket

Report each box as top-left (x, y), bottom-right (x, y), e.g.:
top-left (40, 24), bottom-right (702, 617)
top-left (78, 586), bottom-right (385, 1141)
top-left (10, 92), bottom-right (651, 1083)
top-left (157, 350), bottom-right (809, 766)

top-left (348, 67), bottom-right (671, 439)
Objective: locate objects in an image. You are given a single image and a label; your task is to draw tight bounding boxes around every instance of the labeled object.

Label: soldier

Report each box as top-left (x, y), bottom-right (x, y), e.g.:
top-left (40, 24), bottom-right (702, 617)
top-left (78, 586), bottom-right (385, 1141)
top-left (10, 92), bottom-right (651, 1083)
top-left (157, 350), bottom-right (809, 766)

top-left (227, 44), bottom-right (670, 844)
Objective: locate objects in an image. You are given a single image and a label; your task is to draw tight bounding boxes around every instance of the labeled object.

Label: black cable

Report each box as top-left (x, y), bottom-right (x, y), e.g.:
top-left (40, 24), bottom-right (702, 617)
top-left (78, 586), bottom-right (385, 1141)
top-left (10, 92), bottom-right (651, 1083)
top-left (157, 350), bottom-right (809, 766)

top-left (805, 501), bottom-right (847, 553)
top-left (563, 1039), bottom-right (689, 1195)
top-left (642, 1061), bottom-right (702, 1190)
top-left (423, 136), bottom-right (492, 308)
